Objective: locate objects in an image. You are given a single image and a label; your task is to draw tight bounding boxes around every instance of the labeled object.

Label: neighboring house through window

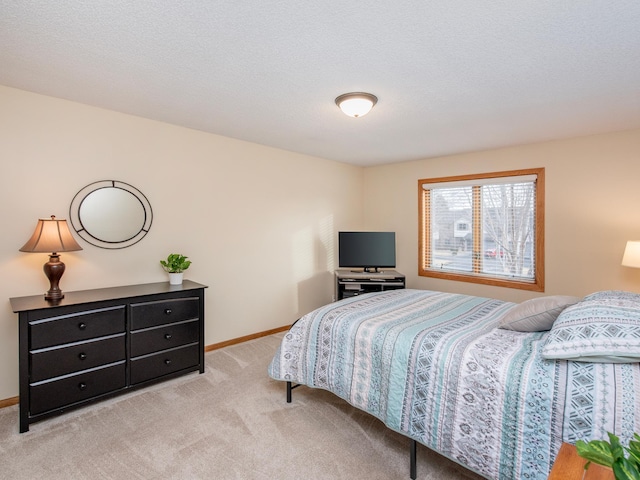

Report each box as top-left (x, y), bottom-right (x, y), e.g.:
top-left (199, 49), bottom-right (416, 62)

top-left (418, 168), bottom-right (545, 291)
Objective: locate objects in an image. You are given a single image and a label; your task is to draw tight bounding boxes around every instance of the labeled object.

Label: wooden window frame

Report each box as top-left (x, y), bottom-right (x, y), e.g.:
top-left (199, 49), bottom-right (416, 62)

top-left (418, 168), bottom-right (545, 292)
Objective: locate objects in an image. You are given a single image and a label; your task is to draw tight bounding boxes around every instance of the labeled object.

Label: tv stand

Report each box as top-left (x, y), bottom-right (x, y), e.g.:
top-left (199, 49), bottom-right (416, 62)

top-left (335, 269), bottom-right (405, 301)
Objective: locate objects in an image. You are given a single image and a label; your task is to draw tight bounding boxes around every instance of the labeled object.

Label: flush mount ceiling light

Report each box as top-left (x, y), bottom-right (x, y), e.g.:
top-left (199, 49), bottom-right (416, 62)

top-left (335, 92), bottom-right (378, 118)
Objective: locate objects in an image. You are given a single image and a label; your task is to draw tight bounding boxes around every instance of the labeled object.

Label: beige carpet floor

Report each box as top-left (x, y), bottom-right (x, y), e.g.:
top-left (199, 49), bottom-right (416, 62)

top-left (0, 333), bottom-right (484, 479)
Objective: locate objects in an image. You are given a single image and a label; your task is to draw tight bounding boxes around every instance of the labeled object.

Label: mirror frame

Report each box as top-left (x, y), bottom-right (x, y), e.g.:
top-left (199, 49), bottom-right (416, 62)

top-left (69, 180), bottom-right (153, 249)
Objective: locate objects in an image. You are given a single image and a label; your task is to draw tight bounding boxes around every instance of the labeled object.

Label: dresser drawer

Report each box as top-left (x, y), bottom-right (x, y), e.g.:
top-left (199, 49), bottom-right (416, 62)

top-left (30, 306), bottom-right (126, 349)
top-left (30, 362), bottom-right (126, 416)
top-left (130, 297), bottom-right (199, 330)
top-left (130, 319), bottom-right (199, 357)
top-left (130, 343), bottom-right (199, 385)
top-left (30, 334), bottom-right (126, 382)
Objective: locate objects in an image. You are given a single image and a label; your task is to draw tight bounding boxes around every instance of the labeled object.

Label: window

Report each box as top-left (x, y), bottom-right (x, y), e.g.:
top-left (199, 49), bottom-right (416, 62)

top-left (418, 168), bottom-right (544, 291)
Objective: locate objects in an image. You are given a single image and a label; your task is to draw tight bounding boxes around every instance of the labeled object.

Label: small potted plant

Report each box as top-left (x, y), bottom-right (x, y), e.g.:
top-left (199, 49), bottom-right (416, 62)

top-left (160, 253), bottom-right (192, 285)
top-left (576, 432), bottom-right (640, 480)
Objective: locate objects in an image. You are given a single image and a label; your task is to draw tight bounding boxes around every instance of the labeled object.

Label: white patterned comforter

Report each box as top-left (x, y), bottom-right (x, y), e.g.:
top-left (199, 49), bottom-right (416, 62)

top-left (268, 289), bottom-right (640, 479)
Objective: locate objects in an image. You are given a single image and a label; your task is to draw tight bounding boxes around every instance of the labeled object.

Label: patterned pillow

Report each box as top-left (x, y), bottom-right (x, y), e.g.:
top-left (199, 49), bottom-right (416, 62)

top-left (498, 295), bottom-right (581, 332)
top-left (541, 290), bottom-right (640, 363)
top-left (583, 290), bottom-right (640, 304)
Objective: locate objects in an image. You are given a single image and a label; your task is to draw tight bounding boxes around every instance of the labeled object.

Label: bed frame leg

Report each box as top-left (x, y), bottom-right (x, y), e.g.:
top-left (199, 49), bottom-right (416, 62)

top-left (287, 379), bottom-right (417, 478)
top-left (286, 381), bottom-right (301, 403)
top-left (410, 439), bottom-right (417, 479)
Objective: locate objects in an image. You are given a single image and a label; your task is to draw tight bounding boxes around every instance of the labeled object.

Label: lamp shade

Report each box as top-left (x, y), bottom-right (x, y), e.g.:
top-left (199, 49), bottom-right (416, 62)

top-left (621, 241), bottom-right (640, 268)
top-left (335, 92), bottom-right (378, 118)
top-left (20, 216), bottom-right (82, 253)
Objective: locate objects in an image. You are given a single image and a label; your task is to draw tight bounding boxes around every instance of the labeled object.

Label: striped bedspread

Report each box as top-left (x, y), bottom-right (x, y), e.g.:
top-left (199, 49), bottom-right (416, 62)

top-left (268, 289), bottom-right (640, 479)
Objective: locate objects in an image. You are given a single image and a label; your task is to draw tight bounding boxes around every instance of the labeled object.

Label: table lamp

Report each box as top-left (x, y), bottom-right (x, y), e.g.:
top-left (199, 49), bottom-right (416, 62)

top-left (622, 241), bottom-right (640, 269)
top-left (19, 215), bottom-right (83, 301)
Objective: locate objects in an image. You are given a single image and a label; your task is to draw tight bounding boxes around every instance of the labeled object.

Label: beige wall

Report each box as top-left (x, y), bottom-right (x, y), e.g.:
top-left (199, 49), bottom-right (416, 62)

top-left (363, 128), bottom-right (640, 302)
top-left (2, 83), bottom-right (639, 403)
top-left (0, 85), bottom-right (364, 400)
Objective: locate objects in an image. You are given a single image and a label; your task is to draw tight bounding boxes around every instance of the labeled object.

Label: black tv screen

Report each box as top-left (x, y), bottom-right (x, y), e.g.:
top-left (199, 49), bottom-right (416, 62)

top-left (338, 231), bottom-right (396, 271)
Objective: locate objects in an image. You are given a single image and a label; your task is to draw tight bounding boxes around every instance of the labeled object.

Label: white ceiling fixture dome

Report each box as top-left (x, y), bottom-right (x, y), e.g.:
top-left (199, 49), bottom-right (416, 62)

top-left (335, 92), bottom-right (378, 118)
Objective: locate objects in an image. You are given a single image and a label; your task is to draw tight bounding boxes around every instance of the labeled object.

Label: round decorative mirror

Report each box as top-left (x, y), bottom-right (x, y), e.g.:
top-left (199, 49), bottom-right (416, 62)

top-left (69, 180), bottom-right (153, 249)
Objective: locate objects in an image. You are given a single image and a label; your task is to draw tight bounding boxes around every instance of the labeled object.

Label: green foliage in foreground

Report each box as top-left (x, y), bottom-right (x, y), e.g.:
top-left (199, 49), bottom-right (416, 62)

top-left (576, 432), bottom-right (640, 480)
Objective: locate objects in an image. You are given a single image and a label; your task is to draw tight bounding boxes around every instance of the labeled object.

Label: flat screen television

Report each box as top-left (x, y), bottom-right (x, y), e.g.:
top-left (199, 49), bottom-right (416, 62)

top-left (338, 231), bottom-right (396, 272)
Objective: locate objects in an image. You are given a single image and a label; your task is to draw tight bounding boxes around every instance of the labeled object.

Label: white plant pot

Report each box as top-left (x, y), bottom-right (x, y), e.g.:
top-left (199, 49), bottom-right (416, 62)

top-left (168, 273), bottom-right (184, 285)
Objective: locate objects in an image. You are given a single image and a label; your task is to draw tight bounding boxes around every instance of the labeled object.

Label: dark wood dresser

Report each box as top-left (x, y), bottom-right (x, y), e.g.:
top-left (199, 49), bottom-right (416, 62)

top-left (10, 280), bottom-right (207, 432)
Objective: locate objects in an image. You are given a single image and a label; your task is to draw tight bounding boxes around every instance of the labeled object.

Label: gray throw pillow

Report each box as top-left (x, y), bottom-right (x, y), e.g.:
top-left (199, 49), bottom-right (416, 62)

top-left (498, 295), bottom-right (581, 332)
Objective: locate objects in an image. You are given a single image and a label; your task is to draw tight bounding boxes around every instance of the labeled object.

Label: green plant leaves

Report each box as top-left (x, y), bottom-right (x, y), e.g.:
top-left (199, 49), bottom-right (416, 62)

top-left (576, 439), bottom-right (614, 467)
top-left (610, 433), bottom-right (627, 463)
top-left (629, 434), bottom-right (640, 468)
top-left (613, 458), bottom-right (640, 480)
top-left (577, 432), bottom-right (640, 480)
top-left (160, 253), bottom-right (192, 273)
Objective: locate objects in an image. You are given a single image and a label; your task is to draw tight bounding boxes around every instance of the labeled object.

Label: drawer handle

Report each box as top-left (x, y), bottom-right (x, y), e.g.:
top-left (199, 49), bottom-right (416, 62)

top-left (78, 322), bottom-right (87, 330)
top-left (78, 382), bottom-right (87, 391)
top-left (164, 359), bottom-right (172, 365)
top-left (164, 308), bottom-right (172, 315)
top-left (78, 352), bottom-right (87, 360)
top-left (164, 333), bottom-right (172, 340)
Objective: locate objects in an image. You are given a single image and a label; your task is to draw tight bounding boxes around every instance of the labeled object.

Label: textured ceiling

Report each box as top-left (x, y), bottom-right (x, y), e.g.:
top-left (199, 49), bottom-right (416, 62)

top-left (1, 1), bottom-right (639, 166)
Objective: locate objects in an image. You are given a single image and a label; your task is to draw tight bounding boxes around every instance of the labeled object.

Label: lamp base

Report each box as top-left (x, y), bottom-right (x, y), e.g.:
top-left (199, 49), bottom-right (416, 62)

top-left (45, 291), bottom-right (65, 301)
top-left (43, 254), bottom-right (66, 301)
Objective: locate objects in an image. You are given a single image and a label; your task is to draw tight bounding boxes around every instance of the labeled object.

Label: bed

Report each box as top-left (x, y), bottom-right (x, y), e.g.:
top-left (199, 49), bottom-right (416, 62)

top-left (268, 288), bottom-right (640, 479)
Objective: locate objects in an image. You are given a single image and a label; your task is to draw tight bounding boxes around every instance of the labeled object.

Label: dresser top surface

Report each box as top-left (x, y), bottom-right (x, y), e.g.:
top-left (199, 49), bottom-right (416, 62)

top-left (10, 280), bottom-right (208, 313)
